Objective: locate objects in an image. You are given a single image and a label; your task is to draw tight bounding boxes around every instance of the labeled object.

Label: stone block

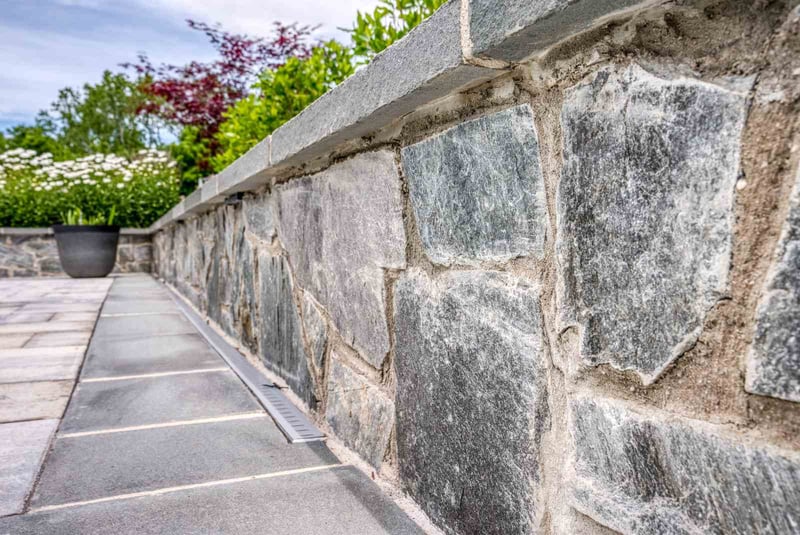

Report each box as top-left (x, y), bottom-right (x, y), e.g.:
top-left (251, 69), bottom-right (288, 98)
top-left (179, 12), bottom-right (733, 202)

top-left (301, 292), bottom-right (327, 372)
top-left (0, 381), bottom-right (73, 422)
top-left (217, 136), bottom-right (271, 194)
top-left (468, 0), bottom-right (648, 62)
top-left (557, 64), bottom-right (750, 384)
top-left (270, 1), bottom-right (495, 168)
top-left (243, 191), bottom-right (276, 242)
top-left (0, 419), bottom-right (58, 516)
top-left (276, 151), bottom-right (406, 367)
top-left (394, 269), bottom-right (549, 534)
top-left (747, 165), bottom-right (800, 402)
top-left (570, 396), bottom-right (800, 534)
top-left (257, 251), bottom-right (316, 407)
top-left (325, 356), bottom-right (394, 469)
top-left (402, 104), bottom-right (547, 265)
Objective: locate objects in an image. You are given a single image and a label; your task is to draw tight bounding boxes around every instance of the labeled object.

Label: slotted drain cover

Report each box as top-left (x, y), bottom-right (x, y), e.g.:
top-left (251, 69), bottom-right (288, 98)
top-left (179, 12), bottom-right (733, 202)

top-left (167, 286), bottom-right (325, 443)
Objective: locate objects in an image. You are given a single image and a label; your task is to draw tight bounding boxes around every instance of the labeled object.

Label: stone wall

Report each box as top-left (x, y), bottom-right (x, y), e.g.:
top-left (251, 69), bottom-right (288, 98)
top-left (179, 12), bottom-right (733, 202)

top-left (153, 1), bottom-right (800, 534)
top-left (0, 229), bottom-right (152, 277)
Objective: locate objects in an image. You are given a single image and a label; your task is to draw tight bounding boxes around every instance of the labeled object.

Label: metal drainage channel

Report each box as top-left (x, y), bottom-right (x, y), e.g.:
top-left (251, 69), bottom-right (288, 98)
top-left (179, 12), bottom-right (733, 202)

top-left (167, 285), bottom-right (325, 444)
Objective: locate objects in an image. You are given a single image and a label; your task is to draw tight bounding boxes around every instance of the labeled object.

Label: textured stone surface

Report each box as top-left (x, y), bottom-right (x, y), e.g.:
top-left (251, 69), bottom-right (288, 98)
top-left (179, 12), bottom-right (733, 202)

top-left (0, 381), bottom-right (72, 422)
top-left (277, 151), bottom-right (405, 367)
top-left (394, 269), bottom-right (549, 534)
top-left (469, 0), bottom-right (647, 62)
top-left (0, 419), bottom-right (57, 516)
top-left (557, 64), bottom-right (750, 384)
top-left (243, 191), bottom-right (276, 242)
top-left (325, 357), bottom-right (394, 468)
top-left (746, 166), bottom-right (800, 402)
top-left (402, 105), bottom-right (547, 265)
top-left (570, 396), bottom-right (800, 534)
top-left (301, 292), bottom-right (327, 372)
top-left (0, 346), bottom-right (84, 383)
top-left (258, 251), bottom-right (316, 407)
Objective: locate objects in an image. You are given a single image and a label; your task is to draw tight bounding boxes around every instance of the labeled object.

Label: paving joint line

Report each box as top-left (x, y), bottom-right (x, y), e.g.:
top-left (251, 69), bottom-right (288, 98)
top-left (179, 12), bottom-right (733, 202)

top-left (58, 412), bottom-right (268, 438)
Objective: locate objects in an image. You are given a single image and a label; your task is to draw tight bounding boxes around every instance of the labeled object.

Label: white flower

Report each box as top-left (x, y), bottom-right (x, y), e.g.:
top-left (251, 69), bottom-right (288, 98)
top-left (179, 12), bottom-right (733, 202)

top-left (116, 183), bottom-right (125, 189)
top-left (102, 178), bottom-right (111, 184)
top-left (34, 186), bottom-right (42, 191)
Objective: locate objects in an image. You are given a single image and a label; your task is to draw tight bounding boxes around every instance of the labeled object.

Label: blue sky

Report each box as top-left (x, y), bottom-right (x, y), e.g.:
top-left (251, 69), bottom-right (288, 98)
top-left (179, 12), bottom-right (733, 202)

top-left (0, 0), bottom-right (380, 131)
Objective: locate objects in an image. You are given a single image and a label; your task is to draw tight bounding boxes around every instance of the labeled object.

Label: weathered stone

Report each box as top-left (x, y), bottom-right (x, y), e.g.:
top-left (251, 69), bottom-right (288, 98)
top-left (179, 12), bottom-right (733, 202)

top-left (257, 251), bottom-right (315, 408)
top-left (570, 396), bottom-right (800, 534)
top-left (468, 0), bottom-right (647, 62)
top-left (276, 151), bottom-right (405, 367)
top-left (557, 64), bottom-right (750, 384)
top-left (236, 236), bottom-right (259, 354)
top-left (0, 419), bottom-right (58, 516)
top-left (301, 292), bottom-right (327, 372)
top-left (325, 356), bottom-right (394, 469)
top-left (747, 166), bottom-right (800, 402)
top-left (394, 269), bottom-right (549, 534)
top-left (243, 191), bottom-right (276, 242)
top-left (402, 105), bottom-right (548, 266)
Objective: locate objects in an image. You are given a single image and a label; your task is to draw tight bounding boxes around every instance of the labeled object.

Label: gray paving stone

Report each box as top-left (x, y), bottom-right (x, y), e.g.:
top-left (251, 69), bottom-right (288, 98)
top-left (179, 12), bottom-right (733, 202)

top-left (60, 371), bottom-right (261, 433)
top-left (0, 419), bottom-right (57, 517)
top-left (394, 269), bottom-right (549, 534)
top-left (31, 417), bottom-right (339, 507)
top-left (569, 396), bottom-right (800, 535)
top-left (0, 381), bottom-right (72, 423)
top-left (0, 334), bottom-right (31, 349)
top-left (0, 311), bottom-right (53, 324)
top-left (25, 331), bottom-right (91, 348)
top-left (325, 356), bottom-right (394, 469)
top-left (7, 466), bottom-right (423, 534)
top-left (469, 0), bottom-right (647, 62)
top-left (276, 151), bottom-right (406, 367)
top-left (101, 297), bottom-right (177, 315)
top-left (91, 313), bottom-right (196, 340)
top-left (557, 64), bottom-right (750, 384)
top-left (402, 105), bottom-right (547, 265)
top-left (0, 346), bottom-right (84, 383)
top-left (81, 333), bottom-right (224, 378)
top-left (0, 321), bottom-right (93, 335)
top-left (746, 165), bottom-right (800, 402)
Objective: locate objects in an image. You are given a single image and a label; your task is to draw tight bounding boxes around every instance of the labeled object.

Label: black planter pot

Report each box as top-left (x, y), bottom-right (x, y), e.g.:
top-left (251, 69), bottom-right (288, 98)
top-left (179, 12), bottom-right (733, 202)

top-left (52, 225), bottom-right (120, 278)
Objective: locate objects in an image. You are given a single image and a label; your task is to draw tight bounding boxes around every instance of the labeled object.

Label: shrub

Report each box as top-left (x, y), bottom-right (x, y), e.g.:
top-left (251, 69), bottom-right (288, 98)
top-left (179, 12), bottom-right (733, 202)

top-left (0, 148), bottom-right (179, 228)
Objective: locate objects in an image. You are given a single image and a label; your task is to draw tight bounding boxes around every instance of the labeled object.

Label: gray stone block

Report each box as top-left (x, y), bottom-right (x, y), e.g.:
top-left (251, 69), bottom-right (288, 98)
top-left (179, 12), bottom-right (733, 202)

top-left (91, 313), bottom-right (196, 340)
top-left (557, 64), bottom-right (750, 384)
top-left (258, 251), bottom-right (316, 407)
top-left (302, 292), bottom-right (327, 372)
top-left (276, 151), bottom-right (406, 367)
top-left (394, 269), bottom-right (549, 534)
top-left (270, 1), bottom-right (495, 168)
top-left (468, 0), bottom-right (647, 62)
top-left (569, 396), bottom-right (800, 535)
top-left (0, 419), bottom-right (57, 517)
top-left (325, 357), bottom-right (394, 469)
top-left (217, 136), bottom-right (271, 194)
top-left (746, 166), bottom-right (800, 402)
top-left (243, 191), bottom-right (276, 242)
top-left (402, 104), bottom-right (547, 265)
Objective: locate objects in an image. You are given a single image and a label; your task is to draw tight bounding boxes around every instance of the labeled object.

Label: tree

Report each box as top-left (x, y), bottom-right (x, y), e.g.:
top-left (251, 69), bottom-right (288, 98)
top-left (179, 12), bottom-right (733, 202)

top-left (0, 124), bottom-right (63, 157)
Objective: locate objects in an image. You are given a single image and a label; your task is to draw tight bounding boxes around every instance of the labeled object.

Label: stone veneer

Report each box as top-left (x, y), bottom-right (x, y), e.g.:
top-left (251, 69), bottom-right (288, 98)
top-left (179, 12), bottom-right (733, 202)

top-left (152, 2), bottom-right (800, 534)
top-left (0, 230), bottom-right (152, 277)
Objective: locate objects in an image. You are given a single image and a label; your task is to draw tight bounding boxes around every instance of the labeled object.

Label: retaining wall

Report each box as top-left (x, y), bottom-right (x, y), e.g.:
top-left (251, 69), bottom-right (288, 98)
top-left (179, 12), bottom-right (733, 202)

top-left (153, 1), bottom-right (800, 533)
top-left (0, 229), bottom-right (152, 278)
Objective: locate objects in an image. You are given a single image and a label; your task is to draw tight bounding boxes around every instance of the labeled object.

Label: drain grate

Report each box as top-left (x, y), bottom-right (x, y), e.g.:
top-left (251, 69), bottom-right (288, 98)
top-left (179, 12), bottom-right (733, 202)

top-left (166, 286), bottom-right (325, 444)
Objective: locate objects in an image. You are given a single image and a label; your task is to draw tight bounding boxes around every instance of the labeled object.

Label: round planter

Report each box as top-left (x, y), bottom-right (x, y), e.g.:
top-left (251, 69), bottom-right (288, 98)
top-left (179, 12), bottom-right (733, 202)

top-left (52, 225), bottom-right (120, 278)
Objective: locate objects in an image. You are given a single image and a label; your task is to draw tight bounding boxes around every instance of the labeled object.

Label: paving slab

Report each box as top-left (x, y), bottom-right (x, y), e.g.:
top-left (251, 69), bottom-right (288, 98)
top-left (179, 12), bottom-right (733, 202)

top-left (0, 381), bottom-right (72, 423)
top-left (100, 298), bottom-right (178, 315)
top-left (50, 312), bottom-right (97, 322)
top-left (0, 312), bottom-right (53, 325)
top-left (0, 321), bottom-right (93, 335)
top-left (0, 346), bottom-right (85, 383)
top-left (20, 303), bottom-right (99, 313)
top-left (81, 333), bottom-right (224, 378)
top-left (0, 334), bottom-right (31, 350)
top-left (11, 466), bottom-right (423, 534)
top-left (91, 314), bottom-right (196, 340)
top-left (25, 331), bottom-right (91, 348)
top-left (32, 417), bottom-right (339, 507)
top-left (0, 419), bottom-right (58, 517)
top-left (60, 371), bottom-right (262, 433)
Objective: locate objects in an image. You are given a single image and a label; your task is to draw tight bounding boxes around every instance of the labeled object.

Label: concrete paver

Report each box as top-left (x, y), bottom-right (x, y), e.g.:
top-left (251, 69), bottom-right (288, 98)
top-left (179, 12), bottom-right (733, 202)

top-left (25, 331), bottom-right (92, 348)
top-left (0, 346), bottom-right (85, 383)
top-left (91, 314), bottom-right (196, 339)
top-left (0, 420), bottom-right (58, 517)
top-left (0, 381), bottom-right (74, 422)
top-left (0, 335), bottom-right (31, 350)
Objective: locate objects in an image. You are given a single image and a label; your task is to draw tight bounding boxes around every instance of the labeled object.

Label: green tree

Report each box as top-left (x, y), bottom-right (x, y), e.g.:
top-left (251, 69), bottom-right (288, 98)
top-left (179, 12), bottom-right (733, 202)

top-left (213, 40), bottom-right (354, 171)
top-left (0, 124), bottom-right (63, 157)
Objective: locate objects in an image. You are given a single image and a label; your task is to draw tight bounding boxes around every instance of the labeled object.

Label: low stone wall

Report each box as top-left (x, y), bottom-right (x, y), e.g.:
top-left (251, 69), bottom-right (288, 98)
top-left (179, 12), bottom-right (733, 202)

top-left (0, 229), bottom-right (152, 277)
top-left (154, 1), bottom-right (800, 534)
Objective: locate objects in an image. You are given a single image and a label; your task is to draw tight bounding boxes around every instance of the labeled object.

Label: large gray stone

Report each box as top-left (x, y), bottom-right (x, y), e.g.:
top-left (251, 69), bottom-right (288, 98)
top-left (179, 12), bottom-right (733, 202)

top-left (569, 396), bottom-right (800, 534)
top-left (746, 166), bottom-right (800, 402)
top-left (468, 0), bottom-right (648, 62)
top-left (91, 313), bottom-right (196, 340)
top-left (258, 251), bottom-right (316, 407)
top-left (557, 64), bottom-right (750, 384)
top-left (402, 105), bottom-right (548, 266)
top-left (276, 151), bottom-right (406, 367)
top-left (301, 292), bottom-right (327, 372)
top-left (325, 356), bottom-right (394, 469)
top-left (394, 269), bottom-right (549, 534)
top-left (243, 191), bottom-right (276, 242)
top-left (0, 381), bottom-right (72, 423)
top-left (0, 419), bottom-right (57, 517)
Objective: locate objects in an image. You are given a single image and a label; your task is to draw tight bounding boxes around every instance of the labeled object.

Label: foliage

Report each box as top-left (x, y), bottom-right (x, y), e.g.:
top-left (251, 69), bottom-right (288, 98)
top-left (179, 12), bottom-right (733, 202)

top-left (0, 148), bottom-right (179, 228)
top-left (213, 40), bottom-right (354, 171)
top-left (346, 0), bottom-right (446, 62)
top-left (125, 20), bottom-right (316, 182)
top-left (61, 206), bottom-right (116, 226)
top-left (0, 124), bottom-right (64, 158)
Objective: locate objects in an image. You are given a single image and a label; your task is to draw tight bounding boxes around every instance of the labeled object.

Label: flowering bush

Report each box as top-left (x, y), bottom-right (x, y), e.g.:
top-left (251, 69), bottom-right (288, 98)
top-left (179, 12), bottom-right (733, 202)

top-left (0, 148), bottom-right (180, 228)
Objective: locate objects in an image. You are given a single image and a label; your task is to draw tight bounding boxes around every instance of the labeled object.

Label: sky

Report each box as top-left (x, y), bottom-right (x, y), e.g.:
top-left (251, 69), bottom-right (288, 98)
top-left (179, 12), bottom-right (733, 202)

top-left (0, 0), bottom-right (380, 131)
